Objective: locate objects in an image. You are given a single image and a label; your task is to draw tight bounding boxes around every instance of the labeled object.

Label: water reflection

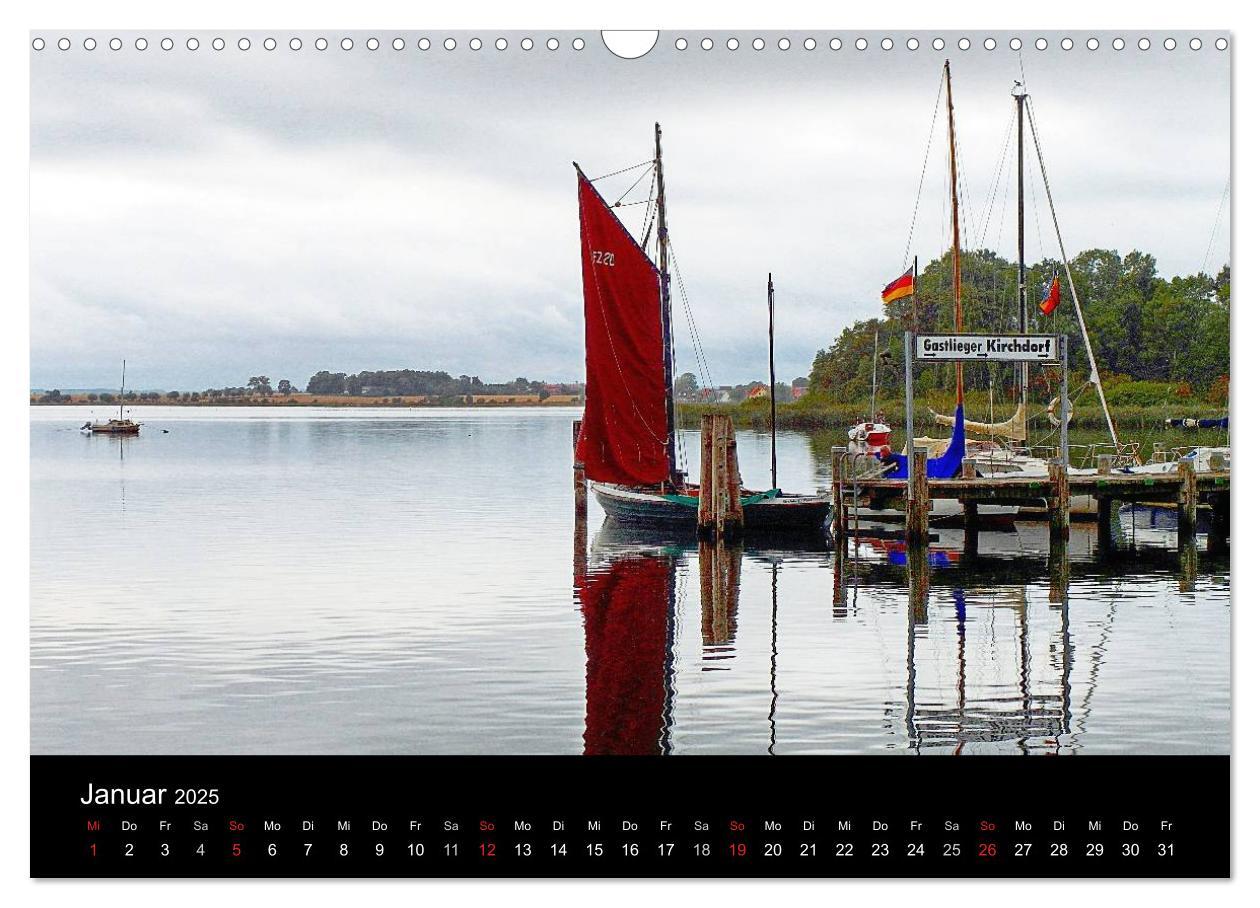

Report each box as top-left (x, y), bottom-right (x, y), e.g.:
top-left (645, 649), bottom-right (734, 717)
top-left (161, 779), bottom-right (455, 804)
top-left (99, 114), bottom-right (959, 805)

top-left (32, 409), bottom-right (1227, 755)
top-left (575, 513), bottom-right (1227, 756)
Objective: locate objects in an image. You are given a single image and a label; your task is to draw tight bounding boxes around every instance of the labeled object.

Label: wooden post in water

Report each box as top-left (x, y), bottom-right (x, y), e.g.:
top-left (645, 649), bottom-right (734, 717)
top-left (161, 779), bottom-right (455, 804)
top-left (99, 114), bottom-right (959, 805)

top-left (1095, 452), bottom-right (1114, 553)
top-left (906, 446), bottom-right (929, 546)
top-left (960, 458), bottom-right (978, 556)
top-left (831, 446), bottom-right (848, 545)
top-left (1177, 458), bottom-right (1199, 587)
top-left (572, 419), bottom-right (587, 519)
top-left (699, 414), bottom-right (743, 539)
top-left (722, 417), bottom-right (745, 538)
top-left (699, 414), bottom-right (716, 536)
top-left (1177, 458), bottom-right (1198, 544)
top-left (572, 418), bottom-right (588, 582)
top-left (1049, 460), bottom-right (1070, 540)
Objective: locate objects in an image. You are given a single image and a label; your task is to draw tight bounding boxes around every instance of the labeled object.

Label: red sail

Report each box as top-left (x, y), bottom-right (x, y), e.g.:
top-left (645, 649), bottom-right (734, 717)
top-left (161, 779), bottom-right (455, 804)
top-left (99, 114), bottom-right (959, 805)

top-left (575, 172), bottom-right (670, 486)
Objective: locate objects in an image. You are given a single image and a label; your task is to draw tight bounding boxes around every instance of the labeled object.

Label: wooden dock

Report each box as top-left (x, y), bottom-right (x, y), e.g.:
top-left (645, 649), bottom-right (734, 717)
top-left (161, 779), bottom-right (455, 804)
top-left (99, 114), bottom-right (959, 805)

top-left (832, 447), bottom-right (1230, 552)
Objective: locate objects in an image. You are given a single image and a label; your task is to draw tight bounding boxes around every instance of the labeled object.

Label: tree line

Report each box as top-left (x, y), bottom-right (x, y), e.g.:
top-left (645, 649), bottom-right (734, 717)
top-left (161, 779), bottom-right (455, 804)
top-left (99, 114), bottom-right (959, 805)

top-left (305, 370), bottom-right (574, 398)
top-left (808, 248), bottom-right (1229, 407)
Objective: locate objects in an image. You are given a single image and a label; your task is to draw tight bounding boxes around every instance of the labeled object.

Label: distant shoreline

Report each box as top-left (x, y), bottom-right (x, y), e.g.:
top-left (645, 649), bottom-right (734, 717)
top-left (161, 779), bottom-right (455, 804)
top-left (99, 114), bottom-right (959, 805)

top-left (30, 392), bottom-right (583, 408)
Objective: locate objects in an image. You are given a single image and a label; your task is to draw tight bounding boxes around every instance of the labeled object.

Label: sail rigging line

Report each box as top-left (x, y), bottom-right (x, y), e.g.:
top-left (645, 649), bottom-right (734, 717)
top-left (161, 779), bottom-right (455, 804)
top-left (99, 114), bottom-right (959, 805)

top-left (902, 67), bottom-right (947, 271)
top-left (666, 239), bottom-right (718, 395)
top-left (1202, 178), bottom-right (1230, 275)
top-left (576, 173), bottom-right (672, 458)
top-left (588, 159), bottom-right (655, 182)
top-left (976, 107), bottom-right (1017, 250)
top-left (1025, 97), bottom-right (1121, 450)
top-left (613, 162), bottom-right (656, 207)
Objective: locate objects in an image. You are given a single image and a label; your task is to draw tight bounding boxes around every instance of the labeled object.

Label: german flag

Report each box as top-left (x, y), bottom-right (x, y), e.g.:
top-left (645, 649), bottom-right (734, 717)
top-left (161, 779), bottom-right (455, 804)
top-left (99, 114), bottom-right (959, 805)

top-left (1039, 276), bottom-right (1062, 316)
top-left (881, 267), bottom-right (914, 305)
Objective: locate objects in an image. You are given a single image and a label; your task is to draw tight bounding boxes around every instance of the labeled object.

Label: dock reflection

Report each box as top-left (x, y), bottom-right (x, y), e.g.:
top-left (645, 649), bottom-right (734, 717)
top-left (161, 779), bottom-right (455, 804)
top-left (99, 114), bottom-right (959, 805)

top-left (573, 512), bottom-right (1224, 755)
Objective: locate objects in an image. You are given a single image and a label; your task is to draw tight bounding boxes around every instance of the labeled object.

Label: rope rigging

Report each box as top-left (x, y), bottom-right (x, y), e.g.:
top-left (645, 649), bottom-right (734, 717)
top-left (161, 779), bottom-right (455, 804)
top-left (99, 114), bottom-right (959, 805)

top-left (902, 68), bottom-right (946, 271)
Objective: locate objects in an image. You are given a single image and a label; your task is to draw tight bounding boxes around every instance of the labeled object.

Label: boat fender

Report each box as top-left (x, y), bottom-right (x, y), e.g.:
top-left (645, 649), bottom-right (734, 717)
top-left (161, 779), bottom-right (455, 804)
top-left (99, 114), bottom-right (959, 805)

top-left (1047, 396), bottom-right (1074, 428)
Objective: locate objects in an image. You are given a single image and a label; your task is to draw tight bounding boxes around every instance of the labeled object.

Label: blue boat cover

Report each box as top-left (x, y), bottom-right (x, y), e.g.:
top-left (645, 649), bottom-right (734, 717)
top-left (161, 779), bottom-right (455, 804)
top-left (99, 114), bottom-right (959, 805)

top-left (881, 404), bottom-right (967, 480)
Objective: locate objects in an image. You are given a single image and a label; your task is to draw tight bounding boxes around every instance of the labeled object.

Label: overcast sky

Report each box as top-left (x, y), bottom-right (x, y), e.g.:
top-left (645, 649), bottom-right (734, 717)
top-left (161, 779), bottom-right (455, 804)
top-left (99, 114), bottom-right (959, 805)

top-left (30, 30), bottom-right (1229, 390)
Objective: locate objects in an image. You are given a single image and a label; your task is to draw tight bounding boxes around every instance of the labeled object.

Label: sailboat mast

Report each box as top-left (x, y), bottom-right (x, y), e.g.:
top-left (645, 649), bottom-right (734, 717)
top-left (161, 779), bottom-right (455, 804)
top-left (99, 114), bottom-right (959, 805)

top-left (767, 273), bottom-right (778, 491)
top-left (119, 359), bottom-right (126, 421)
top-left (1014, 82), bottom-right (1029, 445)
top-left (870, 327), bottom-right (879, 422)
top-left (655, 123), bottom-right (680, 484)
top-left (945, 61), bottom-right (964, 407)
top-left (1026, 102), bottom-right (1122, 451)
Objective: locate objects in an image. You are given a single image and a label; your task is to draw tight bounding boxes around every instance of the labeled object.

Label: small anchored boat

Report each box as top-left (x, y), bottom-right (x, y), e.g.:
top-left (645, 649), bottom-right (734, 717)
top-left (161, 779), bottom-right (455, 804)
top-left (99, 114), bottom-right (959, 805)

top-left (574, 125), bottom-right (831, 535)
top-left (84, 360), bottom-right (140, 435)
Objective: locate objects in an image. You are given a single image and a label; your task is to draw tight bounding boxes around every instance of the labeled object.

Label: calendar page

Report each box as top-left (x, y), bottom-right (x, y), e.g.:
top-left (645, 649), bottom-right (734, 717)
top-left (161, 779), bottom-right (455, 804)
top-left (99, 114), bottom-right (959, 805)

top-left (27, 24), bottom-right (1231, 881)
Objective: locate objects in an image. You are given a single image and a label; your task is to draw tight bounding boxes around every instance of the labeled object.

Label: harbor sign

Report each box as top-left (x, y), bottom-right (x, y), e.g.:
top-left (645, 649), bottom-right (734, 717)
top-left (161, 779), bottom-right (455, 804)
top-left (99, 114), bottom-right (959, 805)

top-left (915, 333), bottom-right (1060, 362)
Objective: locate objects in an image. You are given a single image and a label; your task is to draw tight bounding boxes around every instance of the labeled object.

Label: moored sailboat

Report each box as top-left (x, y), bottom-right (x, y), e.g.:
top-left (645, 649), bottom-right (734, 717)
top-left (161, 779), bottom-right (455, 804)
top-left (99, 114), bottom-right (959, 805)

top-left (845, 61), bottom-right (1017, 526)
top-left (83, 360), bottom-right (140, 435)
top-left (573, 125), bottom-right (831, 534)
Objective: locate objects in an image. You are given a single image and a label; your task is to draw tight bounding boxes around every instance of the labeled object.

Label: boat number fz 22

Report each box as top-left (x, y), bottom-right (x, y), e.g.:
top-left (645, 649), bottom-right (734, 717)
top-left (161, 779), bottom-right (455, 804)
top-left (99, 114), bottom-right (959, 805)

top-left (591, 250), bottom-right (615, 267)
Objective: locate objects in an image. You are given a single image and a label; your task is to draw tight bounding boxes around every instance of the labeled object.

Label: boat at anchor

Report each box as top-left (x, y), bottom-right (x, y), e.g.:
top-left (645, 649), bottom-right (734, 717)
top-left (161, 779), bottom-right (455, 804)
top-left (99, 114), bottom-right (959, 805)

top-left (574, 125), bottom-right (831, 535)
top-left (82, 360), bottom-right (140, 436)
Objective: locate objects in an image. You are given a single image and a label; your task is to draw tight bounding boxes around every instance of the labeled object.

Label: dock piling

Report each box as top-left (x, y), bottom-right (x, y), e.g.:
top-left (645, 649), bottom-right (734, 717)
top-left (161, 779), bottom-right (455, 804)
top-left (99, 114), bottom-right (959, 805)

top-left (1049, 459), bottom-right (1070, 539)
top-left (906, 446), bottom-right (929, 546)
top-left (1177, 458), bottom-right (1198, 543)
top-left (699, 413), bottom-right (744, 539)
top-left (831, 446), bottom-right (848, 546)
top-left (572, 419), bottom-right (587, 519)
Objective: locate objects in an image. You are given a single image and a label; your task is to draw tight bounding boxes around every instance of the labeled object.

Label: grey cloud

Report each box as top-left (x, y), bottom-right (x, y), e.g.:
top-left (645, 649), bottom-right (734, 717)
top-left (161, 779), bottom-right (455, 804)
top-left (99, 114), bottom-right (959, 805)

top-left (30, 31), bottom-right (1229, 390)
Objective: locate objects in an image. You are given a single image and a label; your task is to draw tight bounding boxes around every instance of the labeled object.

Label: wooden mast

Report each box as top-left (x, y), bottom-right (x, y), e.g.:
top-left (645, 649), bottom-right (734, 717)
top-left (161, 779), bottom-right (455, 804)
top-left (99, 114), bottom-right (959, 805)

top-left (655, 123), bottom-right (680, 485)
top-left (767, 273), bottom-right (778, 491)
top-left (1014, 80), bottom-right (1029, 445)
top-left (118, 360), bottom-right (126, 421)
top-left (945, 61), bottom-right (964, 407)
top-left (870, 327), bottom-right (879, 422)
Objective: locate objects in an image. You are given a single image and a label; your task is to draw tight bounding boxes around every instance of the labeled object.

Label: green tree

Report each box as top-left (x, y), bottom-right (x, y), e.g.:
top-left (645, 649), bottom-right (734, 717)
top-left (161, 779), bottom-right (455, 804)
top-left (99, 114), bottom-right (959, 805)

top-left (674, 372), bottom-right (699, 399)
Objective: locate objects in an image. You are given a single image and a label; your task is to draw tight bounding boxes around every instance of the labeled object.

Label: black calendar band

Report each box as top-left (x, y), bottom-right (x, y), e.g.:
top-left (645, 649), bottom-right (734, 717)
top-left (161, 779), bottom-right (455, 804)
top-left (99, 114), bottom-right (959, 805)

top-left (31, 754), bottom-right (1229, 879)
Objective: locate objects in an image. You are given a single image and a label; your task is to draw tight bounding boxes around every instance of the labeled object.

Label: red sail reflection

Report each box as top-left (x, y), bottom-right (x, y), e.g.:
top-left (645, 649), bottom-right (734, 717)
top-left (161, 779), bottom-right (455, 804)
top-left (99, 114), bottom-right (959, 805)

top-left (578, 554), bottom-right (672, 755)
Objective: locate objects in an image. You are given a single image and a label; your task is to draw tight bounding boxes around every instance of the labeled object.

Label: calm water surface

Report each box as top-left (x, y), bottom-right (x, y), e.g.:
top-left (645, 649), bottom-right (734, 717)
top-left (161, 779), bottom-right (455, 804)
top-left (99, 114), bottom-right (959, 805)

top-left (30, 406), bottom-right (1229, 755)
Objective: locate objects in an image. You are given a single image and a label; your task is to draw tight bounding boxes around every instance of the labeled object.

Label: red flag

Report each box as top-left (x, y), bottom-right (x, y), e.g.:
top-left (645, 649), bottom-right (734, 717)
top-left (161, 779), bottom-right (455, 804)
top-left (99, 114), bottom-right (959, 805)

top-left (881, 267), bottom-right (914, 304)
top-left (1039, 277), bottom-right (1062, 316)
